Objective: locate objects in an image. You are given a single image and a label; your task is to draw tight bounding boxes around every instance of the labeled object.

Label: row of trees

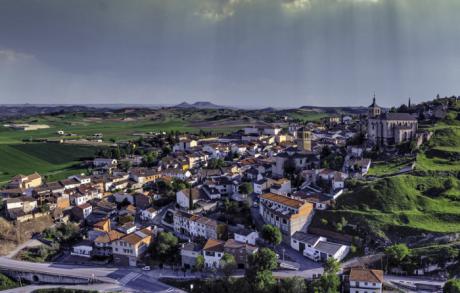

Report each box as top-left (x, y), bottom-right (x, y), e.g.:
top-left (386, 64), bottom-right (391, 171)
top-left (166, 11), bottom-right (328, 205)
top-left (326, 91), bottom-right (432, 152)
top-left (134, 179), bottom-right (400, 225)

top-left (384, 243), bottom-right (460, 273)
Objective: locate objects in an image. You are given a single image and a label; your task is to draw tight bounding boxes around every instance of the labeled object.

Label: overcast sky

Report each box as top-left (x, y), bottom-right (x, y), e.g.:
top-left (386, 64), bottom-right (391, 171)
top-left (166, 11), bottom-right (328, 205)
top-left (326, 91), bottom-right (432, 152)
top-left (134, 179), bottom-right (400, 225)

top-left (0, 0), bottom-right (459, 107)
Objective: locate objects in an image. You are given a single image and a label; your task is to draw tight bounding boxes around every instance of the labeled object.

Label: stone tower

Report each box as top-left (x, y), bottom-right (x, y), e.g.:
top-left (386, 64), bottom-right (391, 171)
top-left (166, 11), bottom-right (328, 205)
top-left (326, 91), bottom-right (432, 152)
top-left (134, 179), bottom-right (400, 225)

top-left (368, 94), bottom-right (381, 118)
top-left (297, 127), bottom-right (312, 152)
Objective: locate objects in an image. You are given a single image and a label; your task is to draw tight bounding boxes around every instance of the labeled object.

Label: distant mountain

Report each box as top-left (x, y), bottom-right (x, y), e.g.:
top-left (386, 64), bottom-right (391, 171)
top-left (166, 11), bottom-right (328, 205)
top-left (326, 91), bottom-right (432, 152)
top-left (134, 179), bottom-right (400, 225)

top-left (172, 101), bottom-right (232, 109)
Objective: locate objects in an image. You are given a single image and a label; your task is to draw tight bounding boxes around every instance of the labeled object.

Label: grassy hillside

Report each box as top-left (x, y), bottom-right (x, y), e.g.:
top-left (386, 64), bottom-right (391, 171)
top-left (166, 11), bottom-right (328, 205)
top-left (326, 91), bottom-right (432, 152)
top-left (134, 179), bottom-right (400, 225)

top-left (416, 105), bottom-right (460, 173)
top-left (312, 104), bottom-right (460, 244)
top-left (311, 174), bottom-right (460, 244)
top-left (0, 144), bottom-right (96, 185)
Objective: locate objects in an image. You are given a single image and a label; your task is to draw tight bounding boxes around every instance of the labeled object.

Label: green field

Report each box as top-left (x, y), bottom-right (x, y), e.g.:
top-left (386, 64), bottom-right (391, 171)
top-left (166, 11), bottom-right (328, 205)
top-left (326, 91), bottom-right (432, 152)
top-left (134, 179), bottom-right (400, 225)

top-left (0, 112), bottom-right (235, 184)
top-left (285, 109), bottom-right (329, 122)
top-left (0, 143), bottom-right (97, 185)
top-left (0, 116), bottom-right (194, 144)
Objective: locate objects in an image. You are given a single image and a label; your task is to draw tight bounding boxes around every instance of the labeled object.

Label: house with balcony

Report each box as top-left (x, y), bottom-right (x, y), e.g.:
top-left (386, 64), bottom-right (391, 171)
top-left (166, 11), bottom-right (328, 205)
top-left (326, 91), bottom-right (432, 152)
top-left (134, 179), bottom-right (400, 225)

top-left (112, 227), bottom-right (153, 266)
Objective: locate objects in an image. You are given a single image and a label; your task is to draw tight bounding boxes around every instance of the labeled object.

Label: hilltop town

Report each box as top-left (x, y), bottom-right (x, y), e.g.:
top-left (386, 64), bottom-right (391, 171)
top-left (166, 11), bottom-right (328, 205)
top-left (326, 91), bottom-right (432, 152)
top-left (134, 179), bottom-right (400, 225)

top-left (0, 95), bottom-right (458, 292)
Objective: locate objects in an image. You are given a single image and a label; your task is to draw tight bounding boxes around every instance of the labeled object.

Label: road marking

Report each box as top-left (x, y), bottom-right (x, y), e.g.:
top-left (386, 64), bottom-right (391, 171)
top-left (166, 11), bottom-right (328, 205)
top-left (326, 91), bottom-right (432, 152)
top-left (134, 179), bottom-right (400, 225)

top-left (119, 272), bottom-right (141, 285)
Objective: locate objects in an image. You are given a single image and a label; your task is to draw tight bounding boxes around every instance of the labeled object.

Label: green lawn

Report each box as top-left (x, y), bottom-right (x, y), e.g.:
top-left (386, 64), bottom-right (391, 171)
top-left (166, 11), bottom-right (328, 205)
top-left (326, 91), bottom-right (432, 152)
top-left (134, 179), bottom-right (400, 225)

top-left (0, 143), bottom-right (95, 185)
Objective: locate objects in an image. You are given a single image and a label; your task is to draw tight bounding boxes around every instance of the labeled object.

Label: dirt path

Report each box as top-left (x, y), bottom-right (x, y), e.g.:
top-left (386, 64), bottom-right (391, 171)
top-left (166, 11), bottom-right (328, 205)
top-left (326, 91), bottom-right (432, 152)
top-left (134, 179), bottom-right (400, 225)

top-left (6, 239), bottom-right (44, 259)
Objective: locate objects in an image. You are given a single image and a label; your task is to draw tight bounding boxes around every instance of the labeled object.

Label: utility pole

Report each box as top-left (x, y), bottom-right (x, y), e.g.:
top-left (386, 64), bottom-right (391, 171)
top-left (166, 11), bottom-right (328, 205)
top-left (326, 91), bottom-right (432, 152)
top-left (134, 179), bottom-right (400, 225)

top-left (189, 185), bottom-right (193, 211)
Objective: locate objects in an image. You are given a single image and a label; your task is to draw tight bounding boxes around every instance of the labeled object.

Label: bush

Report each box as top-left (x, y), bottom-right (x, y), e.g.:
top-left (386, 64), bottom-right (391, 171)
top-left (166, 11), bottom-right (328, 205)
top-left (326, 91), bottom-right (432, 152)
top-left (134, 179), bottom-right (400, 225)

top-left (0, 273), bottom-right (18, 291)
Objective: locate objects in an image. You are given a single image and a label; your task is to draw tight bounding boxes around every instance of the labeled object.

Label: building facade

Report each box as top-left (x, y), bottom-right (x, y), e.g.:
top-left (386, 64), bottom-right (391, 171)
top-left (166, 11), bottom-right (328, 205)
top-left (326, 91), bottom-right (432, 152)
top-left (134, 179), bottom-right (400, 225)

top-left (259, 193), bottom-right (314, 236)
top-left (367, 98), bottom-right (418, 145)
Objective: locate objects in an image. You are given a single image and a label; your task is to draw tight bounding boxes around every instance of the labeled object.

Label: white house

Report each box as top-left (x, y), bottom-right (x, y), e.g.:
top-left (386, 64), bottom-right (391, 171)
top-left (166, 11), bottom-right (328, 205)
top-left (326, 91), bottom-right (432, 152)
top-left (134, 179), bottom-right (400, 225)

top-left (243, 127), bottom-right (259, 135)
top-left (176, 188), bottom-right (203, 210)
top-left (202, 239), bottom-right (225, 269)
top-left (234, 228), bottom-right (259, 245)
top-left (71, 240), bottom-right (93, 258)
top-left (93, 158), bottom-right (117, 167)
top-left (114, 193), bottom-right (134, 205)
top-left (290, 231), bottom-right (349, 262)
top-left (173, 139), bottom-right (198, 152)
top-left (349, 268), bottom-right (384, 293)
top-left (69, 175), bottom-right (91, 185)
top-left (161, 169), bottom-right (191, 180)
top-left (141, 207), bottom-right (158, 221)
top-left (253, 179), bottom-right (268, 195)
top-left (263, 126), bottom-right (282, 136)
top-left (202, 185), bottom-right (221, 200)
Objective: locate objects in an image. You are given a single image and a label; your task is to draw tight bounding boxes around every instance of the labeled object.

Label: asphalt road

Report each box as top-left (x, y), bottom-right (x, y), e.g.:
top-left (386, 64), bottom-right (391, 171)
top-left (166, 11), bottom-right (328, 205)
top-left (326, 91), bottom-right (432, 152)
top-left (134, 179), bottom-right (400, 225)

top-left (0, 257), bottom-right (181, 292)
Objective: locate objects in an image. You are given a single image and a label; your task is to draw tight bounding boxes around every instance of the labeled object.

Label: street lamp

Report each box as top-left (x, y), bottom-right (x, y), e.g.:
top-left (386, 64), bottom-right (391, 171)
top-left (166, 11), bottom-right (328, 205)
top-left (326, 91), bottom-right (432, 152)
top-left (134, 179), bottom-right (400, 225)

top-left (282, 248), bottom-right (285, 261)
top-left (190, 283), bottom-right (194, 292)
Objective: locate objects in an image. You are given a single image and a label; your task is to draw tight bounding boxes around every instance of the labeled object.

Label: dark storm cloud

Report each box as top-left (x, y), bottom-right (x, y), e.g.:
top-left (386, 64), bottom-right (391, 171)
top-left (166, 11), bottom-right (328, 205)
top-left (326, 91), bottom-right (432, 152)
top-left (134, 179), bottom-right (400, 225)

top-left (0, 0), bottom-right (459, 107)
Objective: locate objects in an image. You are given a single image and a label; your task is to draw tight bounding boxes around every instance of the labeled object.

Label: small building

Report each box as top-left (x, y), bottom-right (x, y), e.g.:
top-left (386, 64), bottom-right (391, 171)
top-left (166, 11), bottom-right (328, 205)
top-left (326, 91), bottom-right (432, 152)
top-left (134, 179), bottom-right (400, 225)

top-left (176, 188), bottom-right (204, 210)
top-left (202, 239), bottom-right (225, 269)
top-left (71, 240), bottom-right (93, 258)
top-left (112, 227), bottom-right (153, 266)
top-left (223, 239), bottom-right (258, 269)
top-left (180, 242), bottom-right (202, 269)
top-left (141, 207), bottom-right (157, 221)
top-left (6, 172), bottom-right (42, 190)
top-left (72, 203), bottom-right (92, 220)
top-left (234, 228), bottom-right (259, 245)
top-left (290, 231), bottom-right (349, 262)
top-left (348, 268), bottom-right (384, 293)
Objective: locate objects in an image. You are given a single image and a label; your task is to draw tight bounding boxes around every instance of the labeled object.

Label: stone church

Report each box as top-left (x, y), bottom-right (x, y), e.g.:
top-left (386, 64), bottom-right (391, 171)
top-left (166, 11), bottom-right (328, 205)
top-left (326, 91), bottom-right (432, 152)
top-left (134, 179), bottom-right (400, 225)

top-left (367, 97), bottom-right (418, 145)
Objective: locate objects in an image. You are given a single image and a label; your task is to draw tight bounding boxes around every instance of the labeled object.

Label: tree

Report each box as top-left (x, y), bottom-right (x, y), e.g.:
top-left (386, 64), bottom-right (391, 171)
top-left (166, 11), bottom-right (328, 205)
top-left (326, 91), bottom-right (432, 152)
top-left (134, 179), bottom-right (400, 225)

top-left (220, 253), bottom-right (237, 278)
top-left (444, 279), bottom-right (460, 293)
top-left (253, 270), bottom-right (276, 292)
top-left (150, 232), bottom-right (178, 263)
top-left (323, 258), bottom-right (340, 275)
top-left (317, 273), bottom-right (341, 293)
top-left (311, 258), bottom-right (341, 293)
top-left (120, 160), bottom-right (132, 171)
top-left (239, 182), bottom-right (253, 195)
top-left (385, 243), bottom-right (410, 266)
top-left (142, 151), bottom-right (158, 167)
top-left (195, 255), bottom-right (205, 272)
top-left (261, 224), bottom-right (282, 247)
top-left (278, 276), bottom-right (307, 293)
top-left (247, 248), bottom-right (278, 273)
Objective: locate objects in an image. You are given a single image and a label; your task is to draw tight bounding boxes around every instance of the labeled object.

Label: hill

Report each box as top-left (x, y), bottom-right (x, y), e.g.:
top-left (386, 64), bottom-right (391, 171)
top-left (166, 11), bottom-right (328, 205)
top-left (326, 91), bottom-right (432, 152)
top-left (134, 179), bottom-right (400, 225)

top-left (311, 102), bottom-right (460, 246)
top-left (172, 101), bottom-right (232, 109)
top-left (416, 101), bottom-right (460, 173)
top-left (311, 174), bottom-right (460, 245)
